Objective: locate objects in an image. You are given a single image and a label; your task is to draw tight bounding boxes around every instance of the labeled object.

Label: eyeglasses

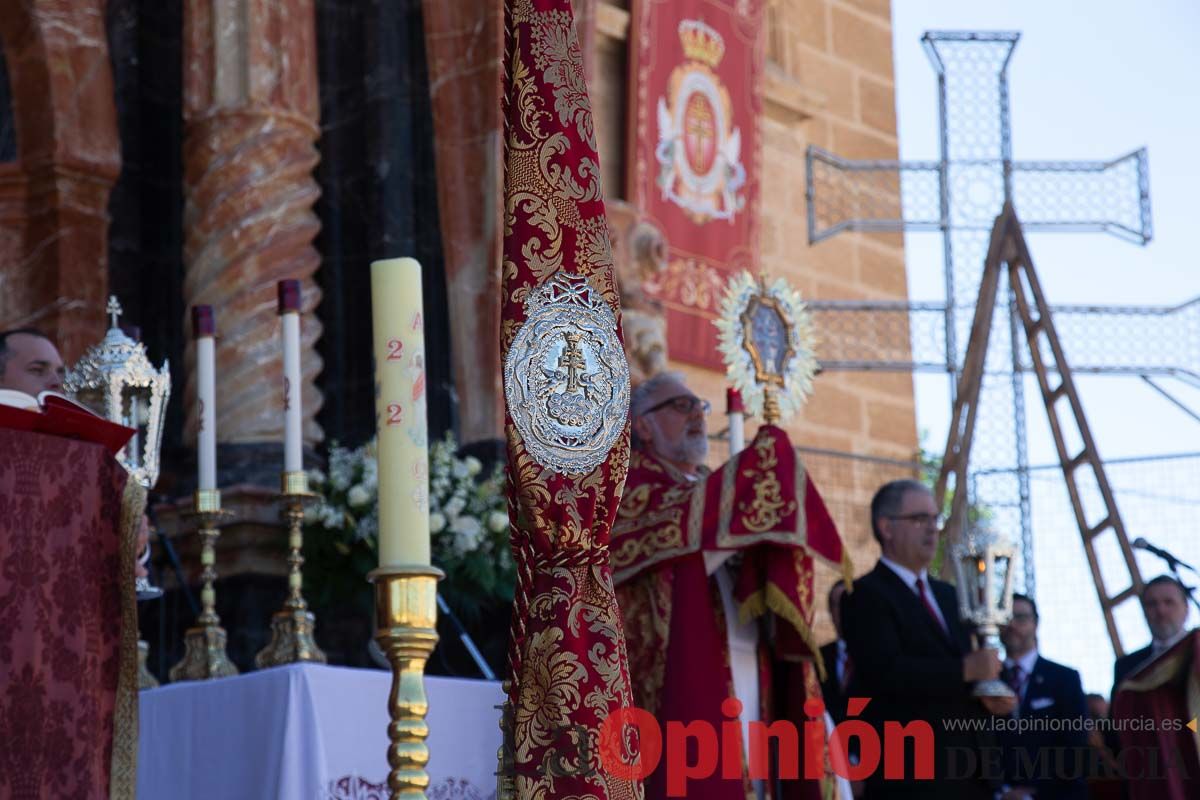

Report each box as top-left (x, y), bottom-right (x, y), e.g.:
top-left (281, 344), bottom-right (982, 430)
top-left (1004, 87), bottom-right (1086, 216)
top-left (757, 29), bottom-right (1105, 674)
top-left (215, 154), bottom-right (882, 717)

top-left (643, 394), bottom-right (712, 416)
top-left (886, 512), bottom-right (944, 528)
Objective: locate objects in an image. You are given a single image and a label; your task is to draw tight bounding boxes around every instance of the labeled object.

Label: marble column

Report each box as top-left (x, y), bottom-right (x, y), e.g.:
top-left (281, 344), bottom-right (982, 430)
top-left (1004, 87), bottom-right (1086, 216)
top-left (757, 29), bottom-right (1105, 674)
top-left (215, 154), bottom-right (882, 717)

top-left (420, 0), bottom-right (604, 446)
top-left (182, 0), bottom-right (324, 457)
top-left (419, 0), bottom-right (504, 445)
top-left (0, 0), bottom-right (120, 361)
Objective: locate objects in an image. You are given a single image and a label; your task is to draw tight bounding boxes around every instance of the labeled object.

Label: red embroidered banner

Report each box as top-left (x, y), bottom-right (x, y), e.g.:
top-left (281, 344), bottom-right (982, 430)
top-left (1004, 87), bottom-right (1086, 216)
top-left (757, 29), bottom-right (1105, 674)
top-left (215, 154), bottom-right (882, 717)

top-left (501, 1), bottom-right (642, 798)
top-left (628, 0), bottom-right (765, 370)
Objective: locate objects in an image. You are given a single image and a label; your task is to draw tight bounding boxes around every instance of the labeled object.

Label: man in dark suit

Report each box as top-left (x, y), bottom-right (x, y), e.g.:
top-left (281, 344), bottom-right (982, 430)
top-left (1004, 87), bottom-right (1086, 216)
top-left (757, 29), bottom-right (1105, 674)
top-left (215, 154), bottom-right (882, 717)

top-left (996, 593), bottom-right (1089, 800)
top-left (842, 479), bottom-right (1014, 799)
top-left (1112, 575), bottom-right (1191, 691)
top-left (820, 579), bottom-right (851, 724)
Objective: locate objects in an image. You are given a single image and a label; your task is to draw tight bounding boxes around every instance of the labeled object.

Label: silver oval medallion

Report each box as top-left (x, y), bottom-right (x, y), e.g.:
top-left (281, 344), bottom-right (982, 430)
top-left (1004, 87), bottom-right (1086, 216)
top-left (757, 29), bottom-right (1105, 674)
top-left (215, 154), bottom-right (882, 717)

top-left (504, 274), bottom-right (631, 475)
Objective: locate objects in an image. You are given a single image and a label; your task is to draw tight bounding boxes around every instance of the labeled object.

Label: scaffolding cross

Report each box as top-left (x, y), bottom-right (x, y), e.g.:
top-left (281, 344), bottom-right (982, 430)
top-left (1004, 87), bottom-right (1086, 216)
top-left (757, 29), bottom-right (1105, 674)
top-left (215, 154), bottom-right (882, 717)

top-left (804, 30), bottom-right (1153, 596)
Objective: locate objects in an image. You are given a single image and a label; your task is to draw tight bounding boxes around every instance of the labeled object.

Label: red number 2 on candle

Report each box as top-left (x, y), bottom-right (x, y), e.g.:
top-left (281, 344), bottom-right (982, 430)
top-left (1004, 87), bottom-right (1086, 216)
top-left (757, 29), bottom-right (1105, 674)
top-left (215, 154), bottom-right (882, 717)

top-left (387, 403), bottom-right (404, 425)
top-left (387, 338), bottom-right (404, 361)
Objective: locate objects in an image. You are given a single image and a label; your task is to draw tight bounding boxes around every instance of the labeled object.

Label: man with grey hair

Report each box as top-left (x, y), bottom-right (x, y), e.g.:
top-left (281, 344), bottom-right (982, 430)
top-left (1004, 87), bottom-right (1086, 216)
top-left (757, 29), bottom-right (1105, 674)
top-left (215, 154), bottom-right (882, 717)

top-left (841, 479), bottom-right (1012, 799)
top-left (627, 371), bottom-right (711, 472)
top-left (614, 371), bottom-right (847, 799)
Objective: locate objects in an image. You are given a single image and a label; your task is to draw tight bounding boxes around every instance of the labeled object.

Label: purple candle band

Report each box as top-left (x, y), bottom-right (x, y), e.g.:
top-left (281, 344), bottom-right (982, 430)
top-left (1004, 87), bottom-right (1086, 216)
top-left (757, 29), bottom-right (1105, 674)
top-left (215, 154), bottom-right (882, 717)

top-left (277, 280), bottom-right (302, 314)
top-left (192, 305), bottom-right (216, 337)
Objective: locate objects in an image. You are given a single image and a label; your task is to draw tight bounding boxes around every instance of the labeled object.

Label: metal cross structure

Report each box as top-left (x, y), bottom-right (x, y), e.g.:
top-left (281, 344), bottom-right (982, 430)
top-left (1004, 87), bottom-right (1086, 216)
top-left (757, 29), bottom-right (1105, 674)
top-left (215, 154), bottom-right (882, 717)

top-left (804, 31), bottom-right (1153, 594)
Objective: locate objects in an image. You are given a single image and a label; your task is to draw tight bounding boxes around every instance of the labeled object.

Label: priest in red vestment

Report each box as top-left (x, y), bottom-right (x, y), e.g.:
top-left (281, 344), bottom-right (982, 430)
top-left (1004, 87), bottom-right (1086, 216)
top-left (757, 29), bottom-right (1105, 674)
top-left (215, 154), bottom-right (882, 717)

top-left (612, 372), bottom-right (851, 800)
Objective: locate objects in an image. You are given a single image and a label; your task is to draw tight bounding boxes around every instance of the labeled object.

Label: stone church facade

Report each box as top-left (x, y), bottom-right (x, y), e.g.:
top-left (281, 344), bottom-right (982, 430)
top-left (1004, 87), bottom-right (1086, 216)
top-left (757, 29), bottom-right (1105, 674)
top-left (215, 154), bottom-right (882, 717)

top-left (0, 0), bottom-right (915, 645)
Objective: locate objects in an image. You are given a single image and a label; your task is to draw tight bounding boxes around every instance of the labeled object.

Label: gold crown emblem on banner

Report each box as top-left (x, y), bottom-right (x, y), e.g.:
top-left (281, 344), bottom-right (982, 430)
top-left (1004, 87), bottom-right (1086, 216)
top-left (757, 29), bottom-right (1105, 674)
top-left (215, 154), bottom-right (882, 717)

top-left (678, 19), bottom-right (725, 68)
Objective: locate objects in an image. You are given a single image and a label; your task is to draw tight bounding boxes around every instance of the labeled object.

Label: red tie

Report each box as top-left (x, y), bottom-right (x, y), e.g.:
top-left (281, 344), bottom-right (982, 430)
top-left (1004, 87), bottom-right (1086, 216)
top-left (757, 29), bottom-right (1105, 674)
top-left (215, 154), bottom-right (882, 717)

top-left (916, 577), bottom-right (948, 635)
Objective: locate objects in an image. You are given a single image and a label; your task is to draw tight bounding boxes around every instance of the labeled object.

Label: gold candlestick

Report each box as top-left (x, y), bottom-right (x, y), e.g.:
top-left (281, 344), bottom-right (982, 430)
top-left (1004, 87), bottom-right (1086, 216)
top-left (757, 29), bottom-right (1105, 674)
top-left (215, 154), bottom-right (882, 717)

top-left (138, 641), bottom-right (159, 689)
top-left (368, 565), bottom-right (443, 798)
top-left (255, 471), bottom-right (327, 668)
top-left (169, 489), bottom-right (238, 681)
top-left (495, 680), bottom-right (517, 800)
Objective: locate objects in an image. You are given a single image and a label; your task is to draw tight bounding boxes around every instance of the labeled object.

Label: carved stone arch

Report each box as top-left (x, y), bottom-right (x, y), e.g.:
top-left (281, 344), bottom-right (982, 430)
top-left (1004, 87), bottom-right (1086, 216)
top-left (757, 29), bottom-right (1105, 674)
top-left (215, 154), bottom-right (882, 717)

top-left (0, 0), bottom-right (120, 359)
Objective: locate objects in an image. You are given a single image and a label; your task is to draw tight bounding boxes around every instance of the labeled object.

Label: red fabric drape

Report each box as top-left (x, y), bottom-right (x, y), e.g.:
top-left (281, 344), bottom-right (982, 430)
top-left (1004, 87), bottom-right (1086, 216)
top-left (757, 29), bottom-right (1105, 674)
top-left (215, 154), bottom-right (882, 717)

top-left (501, 1), bottom-right (642, 798)
top-left (1112, 631), bottom-right (1200, 799)
top-left (614, 426), bottom-right (849, 799)
top-left (0, 429), bottom-right (141, 800)
top-left (628, 0), bottom-right (766, 370)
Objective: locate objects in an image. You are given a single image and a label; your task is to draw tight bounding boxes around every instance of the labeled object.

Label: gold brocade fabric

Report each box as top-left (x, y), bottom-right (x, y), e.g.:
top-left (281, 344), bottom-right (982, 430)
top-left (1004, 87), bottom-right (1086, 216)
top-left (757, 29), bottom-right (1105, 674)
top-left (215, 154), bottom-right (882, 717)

top-left (110, 479), bottom-right (145, 800)
top-left (501, 1), bottom-right (644, 798)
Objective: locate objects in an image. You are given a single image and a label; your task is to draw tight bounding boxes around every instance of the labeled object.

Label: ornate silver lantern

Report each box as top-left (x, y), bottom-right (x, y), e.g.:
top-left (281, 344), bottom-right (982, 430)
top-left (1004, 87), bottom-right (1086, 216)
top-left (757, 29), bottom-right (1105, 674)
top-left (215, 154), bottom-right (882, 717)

top-left (64, 297), bottom-right (171, 490)
top-left (950, 520), bottom-right (1018, 698)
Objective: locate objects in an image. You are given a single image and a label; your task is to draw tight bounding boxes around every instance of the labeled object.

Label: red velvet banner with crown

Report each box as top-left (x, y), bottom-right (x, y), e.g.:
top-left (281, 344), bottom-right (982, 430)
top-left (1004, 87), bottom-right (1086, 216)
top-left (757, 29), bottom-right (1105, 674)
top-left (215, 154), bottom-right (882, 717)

top-left (628, 0), bottom-right (765, 370)
top-left (501, 1), bottom-right (642, 798)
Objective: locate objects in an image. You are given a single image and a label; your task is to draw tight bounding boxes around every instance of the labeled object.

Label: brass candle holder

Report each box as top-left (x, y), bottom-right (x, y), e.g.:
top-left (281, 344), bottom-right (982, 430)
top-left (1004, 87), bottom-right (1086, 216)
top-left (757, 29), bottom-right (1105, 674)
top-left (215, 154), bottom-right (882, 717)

top-left (169, 489), bottom-right (238, 681)
top-left (368, 565), bottom-right (443, 799)
top-left (138, 641), bottom-right (159, 689)
top-left (256, 471), bottom-right (327, 667)
top-left (495, 680), bottom-right (517, 800)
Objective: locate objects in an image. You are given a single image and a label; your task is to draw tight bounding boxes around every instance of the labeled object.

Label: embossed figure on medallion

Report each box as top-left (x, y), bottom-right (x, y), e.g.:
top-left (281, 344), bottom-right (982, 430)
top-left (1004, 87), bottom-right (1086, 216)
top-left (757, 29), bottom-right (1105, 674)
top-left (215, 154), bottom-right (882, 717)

top-left (504, 274), bottom-right (630, 476)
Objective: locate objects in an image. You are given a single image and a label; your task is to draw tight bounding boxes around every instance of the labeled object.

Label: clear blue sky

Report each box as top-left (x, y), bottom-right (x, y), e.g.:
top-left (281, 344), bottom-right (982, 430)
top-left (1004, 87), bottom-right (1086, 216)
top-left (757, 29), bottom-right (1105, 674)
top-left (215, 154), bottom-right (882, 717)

top-left (891, 0), bottom-right (1200, 693)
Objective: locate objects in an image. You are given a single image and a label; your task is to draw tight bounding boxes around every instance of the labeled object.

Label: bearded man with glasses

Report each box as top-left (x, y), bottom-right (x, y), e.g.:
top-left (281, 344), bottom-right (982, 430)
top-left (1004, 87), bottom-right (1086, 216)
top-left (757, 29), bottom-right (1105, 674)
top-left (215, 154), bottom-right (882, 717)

top-left (612, 371), bottom-right (851, 800)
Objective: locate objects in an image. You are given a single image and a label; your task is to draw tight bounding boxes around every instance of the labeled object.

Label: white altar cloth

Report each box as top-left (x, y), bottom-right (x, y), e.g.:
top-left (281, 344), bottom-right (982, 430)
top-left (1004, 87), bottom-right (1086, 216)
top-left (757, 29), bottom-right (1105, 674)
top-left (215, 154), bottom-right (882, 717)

top-left (137, 663), bottom-right (504, 800)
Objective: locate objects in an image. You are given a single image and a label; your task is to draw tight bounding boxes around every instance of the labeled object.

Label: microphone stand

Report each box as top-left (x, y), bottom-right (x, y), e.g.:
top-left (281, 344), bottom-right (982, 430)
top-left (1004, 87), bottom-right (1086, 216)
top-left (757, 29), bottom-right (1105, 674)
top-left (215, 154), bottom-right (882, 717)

top-left (148, 502), bottom-right (199, 618)
top-left (437, 593), bottom-right (497, 680)
top-left (1139, 542), bottom-right (1200, 617)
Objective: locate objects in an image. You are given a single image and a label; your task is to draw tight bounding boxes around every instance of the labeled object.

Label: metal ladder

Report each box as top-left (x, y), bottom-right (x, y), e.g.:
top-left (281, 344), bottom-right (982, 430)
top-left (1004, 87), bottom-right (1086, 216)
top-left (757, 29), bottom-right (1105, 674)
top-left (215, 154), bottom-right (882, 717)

top-left (934, 203), bottom-right (1144, 655)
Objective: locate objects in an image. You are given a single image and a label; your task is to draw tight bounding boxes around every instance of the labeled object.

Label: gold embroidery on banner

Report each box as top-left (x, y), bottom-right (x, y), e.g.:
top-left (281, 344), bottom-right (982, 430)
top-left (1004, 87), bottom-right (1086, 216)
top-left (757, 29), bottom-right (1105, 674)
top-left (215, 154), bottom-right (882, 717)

top-left (503, 4), bottom-right (643, 797)
top-left (111, 478), bottom-right (147, 800)
top-left (686, 468), bottom-right (707, 548)
top-left (617, 570), bottom-right (673, 717)
top-left (617, 484), bottom-right (653, 519)
top-left (739, 435), bottom-right (796, 533)
top-left (646, 256), bottom-right (727, 311)
top-left (718, 456), bottom-right (737, 534)
top-left (515, 627), bottom-right (587, 764)
top-left (611, 519), bottom-right (685, 569)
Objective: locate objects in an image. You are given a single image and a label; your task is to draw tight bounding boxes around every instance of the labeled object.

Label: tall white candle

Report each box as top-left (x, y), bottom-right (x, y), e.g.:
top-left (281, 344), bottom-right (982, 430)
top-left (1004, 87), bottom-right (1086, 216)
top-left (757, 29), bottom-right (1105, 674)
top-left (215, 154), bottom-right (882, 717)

top-left (727, 388), bottom-right (745, 455)
top-left (370, 258), bottom-right (430, 567)
top-left (193, 306), bottom-right (218, 491)
top-left (278, 280), bottom-right (303, 473)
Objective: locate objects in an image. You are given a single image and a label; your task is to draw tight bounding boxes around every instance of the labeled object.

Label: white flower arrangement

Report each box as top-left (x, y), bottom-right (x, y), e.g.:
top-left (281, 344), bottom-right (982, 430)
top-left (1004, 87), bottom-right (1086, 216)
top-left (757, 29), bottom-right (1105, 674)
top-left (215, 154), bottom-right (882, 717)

top-left (304, 433), bottom-right (514, 618)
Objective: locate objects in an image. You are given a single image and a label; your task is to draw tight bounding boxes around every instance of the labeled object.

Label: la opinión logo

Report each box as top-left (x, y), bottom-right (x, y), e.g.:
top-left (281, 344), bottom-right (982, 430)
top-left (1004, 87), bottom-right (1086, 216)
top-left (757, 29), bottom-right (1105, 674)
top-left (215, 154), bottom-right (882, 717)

top-left (594, 697), bottom-right (934, 796)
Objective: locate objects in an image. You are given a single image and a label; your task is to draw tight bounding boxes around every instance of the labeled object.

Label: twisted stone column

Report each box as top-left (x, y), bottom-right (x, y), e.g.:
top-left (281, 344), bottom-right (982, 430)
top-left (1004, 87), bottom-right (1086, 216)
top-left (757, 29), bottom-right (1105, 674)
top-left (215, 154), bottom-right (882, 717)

top-left (182, 0), bottom-right (323, 453)
top-left (0, 0), bottom-right (120, 360)
top-left (420, 0), bottom-right (504, 445)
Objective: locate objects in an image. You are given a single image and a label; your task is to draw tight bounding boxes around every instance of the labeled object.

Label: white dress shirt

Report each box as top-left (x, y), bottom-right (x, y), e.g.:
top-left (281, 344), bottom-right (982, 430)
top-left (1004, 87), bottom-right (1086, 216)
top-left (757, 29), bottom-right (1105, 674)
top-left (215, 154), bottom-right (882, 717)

top-left (879, 556), bottom-right (950, 632)
top-left (1003, 648), bottom-right (1039, 704)
top-left (1151, 627), bottom-right (1189, 658)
